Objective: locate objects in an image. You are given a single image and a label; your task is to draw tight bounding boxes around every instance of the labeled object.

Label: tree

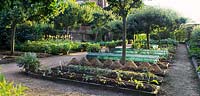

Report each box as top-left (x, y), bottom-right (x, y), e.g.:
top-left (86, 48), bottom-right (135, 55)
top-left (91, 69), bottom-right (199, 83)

top-left (105, 20), bottom-right (123, 40)
top-left (0, 0), bottom-right (67, 54)
top-left (127, 6), bottom-right (186, 49)
top-left (54, 0), bottom-right (80, 36)
top-left (106, 0), bottom-right (143, 64)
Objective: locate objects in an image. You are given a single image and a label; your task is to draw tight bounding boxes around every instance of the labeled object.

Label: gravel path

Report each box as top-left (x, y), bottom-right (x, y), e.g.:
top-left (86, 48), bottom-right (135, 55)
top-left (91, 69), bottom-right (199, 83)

top-left (161, 44), bottom-right (200, 96)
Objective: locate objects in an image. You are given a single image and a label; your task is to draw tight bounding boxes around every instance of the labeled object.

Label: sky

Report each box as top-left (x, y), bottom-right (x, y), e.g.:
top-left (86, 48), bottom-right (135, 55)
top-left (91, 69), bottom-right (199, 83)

top-left (144, 0), bottom-right (200, 23)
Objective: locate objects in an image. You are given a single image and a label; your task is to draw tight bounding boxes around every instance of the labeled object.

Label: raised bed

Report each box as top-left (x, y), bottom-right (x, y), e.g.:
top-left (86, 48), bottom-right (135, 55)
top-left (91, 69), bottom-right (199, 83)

top-left (112, 48), bottom-right (168, 56)
top-left (186, 44), bottom-right (200, 80)
top-left (24, 71), bottom-right (160, 95)
top-left (86, 53), bottom-right (159, 64)
top-left (112, 50), bottom-right (168, 59)
top-left (191, 57), bottom-right (200, 79)
top-left (24, 64), bottom-right (161, 95)
top-left (51, 65), bottom-right (163, 84)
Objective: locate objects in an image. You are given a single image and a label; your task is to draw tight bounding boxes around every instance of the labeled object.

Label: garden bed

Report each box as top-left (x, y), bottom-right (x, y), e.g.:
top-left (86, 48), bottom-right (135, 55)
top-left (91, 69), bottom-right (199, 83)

top-left (24, 71), bottom-right (160, 96)
top-left (186, 44), bottom-right (200, 80)
top-left (191, 57), bottom-right (200, 79)
top-left (86, 53), bottom-right (160, 64)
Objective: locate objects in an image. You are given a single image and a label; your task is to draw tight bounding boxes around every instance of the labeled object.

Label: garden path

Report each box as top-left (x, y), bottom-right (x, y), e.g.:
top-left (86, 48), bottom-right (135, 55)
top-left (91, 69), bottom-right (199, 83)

top-left (161, 44), bottom-right (200, 96)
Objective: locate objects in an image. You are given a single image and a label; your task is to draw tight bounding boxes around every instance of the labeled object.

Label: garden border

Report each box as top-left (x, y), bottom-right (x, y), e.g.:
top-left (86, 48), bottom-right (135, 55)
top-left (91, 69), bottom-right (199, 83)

top-left (23, 71), bottom-right (160, 96)
top-left (186, 44), bottom-right (200, 80)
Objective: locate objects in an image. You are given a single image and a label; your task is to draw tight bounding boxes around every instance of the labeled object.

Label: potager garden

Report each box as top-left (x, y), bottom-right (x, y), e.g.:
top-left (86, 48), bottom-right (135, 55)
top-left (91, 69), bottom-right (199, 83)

top-left (0, 0), bottom-right (200, 96)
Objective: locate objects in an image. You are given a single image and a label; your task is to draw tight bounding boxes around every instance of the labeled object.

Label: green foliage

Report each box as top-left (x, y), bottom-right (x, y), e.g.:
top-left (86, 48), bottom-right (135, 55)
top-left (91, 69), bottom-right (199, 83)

top-left (133, 79), bottom-right (144, 89)
top-left (17, 52), bottom-right (40, 72)
top-left (127, 6), bottom-right (186, 48)
top-left (64, 65), bottom-right (161, 83)
top-left (189, 47), bottom-right (200, 58)
top-left (107, 0), bottom-right (143, 17)
top-left (54, 0), bottom-right (80, 30)
top-left (0, 71), bottom-right (27, 95)
top-left (0, 28), bottom-right (10, 49)
top-left (0, 73), bottom-right (5, 82)
top-left (105, 41), bottom-right (117, 49)
top-left (17, 39), bottom-right (81, 55)
top-left (107, 0), bottom-right (143, 64)
top-left (0, 79), bottom-right (28, 96)
top-left (132, 34), bottom-right (146, 49)
top-left (196, 66), bottom-right (200, 72)
top-left (191, 26), bottom-right (200, 42)
top-left (188, 26), bottom-right (200, 58)
top-left (106, 20), bottom-right (123, 40)
top-left (0, 0), bottom-right (68, 54)
top-left (151, 80), bottom-right (159, 85)
top-left (86, 43), bottom-right (101, 52)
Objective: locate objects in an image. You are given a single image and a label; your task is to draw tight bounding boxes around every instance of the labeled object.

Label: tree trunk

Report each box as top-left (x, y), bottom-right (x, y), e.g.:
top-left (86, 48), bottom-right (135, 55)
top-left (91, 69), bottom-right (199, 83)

top-left (121, 15), bottom-right (127, 65)
top-left (95, 31), bottom-right (98, 42)
top-left (146, 32), bottom-right (150, 49)
top-left (11, 22), bottom-right (16, 55)
top-left (65, 26), bottom-right (69, 39)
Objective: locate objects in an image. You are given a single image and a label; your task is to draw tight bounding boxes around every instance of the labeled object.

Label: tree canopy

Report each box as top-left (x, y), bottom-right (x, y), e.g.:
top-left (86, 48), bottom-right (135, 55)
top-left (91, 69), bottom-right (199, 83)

top-left (0, 0), bottom-right (67, 54)
top-left (127, 6), bottom-right (187, 48)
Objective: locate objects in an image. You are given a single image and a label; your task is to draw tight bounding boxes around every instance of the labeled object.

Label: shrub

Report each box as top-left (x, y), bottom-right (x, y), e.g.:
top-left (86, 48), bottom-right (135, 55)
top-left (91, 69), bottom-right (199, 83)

top-left (86, 43), bottom-right (101, 52)
top-left (189, 47), bottom-right (200, 59)
top-left (105, 41), bottom-right (117, 49)
top-left (17, 52), bottom-right (40, 72)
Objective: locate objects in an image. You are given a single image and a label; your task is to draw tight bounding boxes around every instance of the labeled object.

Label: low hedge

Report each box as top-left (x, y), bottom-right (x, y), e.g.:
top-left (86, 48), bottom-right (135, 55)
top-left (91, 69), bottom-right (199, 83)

top-left (16, 40), bottom-right (81, 55)
top-left (16, 40), bottom-right (104, 54)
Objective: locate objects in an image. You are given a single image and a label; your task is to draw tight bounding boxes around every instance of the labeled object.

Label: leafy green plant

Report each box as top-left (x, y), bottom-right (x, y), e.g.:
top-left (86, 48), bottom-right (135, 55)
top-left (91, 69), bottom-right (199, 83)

top-left (151, 80), bottom-right (159, 85)
top-left (196, 66), bottom-right (200, 72)
top-left (105, 41), bottom-right (117, 49)
top-left (134, 79), bottom-right (144, 89)
top-left (63, 65), bottom-right (162, 83)
top-left (17, 52), bottom-right (40, 72)
top-left (86, 43), bottom-right (101, 52)
top-left (17, 39), bottom-right (81, 54)
top-left (0, 73), bottom-right (28, 96)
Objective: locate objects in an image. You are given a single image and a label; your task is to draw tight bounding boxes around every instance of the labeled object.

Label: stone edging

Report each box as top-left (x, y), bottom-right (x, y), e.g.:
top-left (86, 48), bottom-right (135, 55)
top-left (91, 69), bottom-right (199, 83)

top-left (186, 44), bottom-right (200, 80)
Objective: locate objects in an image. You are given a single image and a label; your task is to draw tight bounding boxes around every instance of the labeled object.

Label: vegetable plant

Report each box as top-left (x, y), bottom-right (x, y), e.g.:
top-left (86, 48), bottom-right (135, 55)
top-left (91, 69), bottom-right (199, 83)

top-left (17, 52), bottom-right (40, 72)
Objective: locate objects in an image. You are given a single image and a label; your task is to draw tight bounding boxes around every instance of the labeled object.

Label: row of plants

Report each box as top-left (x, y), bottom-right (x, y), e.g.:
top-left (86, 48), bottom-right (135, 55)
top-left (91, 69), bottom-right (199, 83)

top-left (16, 39), bottom-right (102, 54)
top-left (111, 48), bottom-right (169, 59)
top-left (188, 26), bottom-right (200, 73)
top-left (17, 52), bottom-right (161, 94)
top-left (16, 40), bottom-right (80, 55)
top-left (76, 57), bottom-right (167, 76)
top-left (16, 39), bottom-right (127, 54)
top-left (132, 38), bottom-right (178, 49)
top-left (86, 53), bottom-right (160, 64)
